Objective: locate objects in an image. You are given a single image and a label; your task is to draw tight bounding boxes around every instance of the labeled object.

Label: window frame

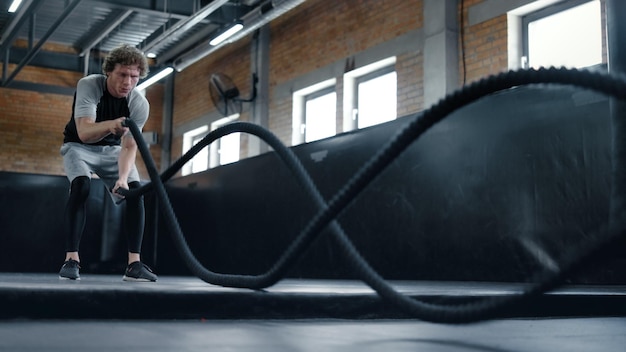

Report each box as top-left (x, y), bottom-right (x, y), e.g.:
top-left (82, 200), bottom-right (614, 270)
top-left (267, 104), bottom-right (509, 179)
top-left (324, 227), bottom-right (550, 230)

top-left (521, 0), bottom-right (602, 69)
top-left (354, 65), bottom-right (397, 129)
top-left (292, 78), bottom-right (337, 145)
top-left (210, 114), bottom-right (241, 168)
top-left (343, 57), bottom-right (397, 132)
top-left (181, 125), bottom-right (209, 176)
top-left (303, 86), bottom-right (337, 143)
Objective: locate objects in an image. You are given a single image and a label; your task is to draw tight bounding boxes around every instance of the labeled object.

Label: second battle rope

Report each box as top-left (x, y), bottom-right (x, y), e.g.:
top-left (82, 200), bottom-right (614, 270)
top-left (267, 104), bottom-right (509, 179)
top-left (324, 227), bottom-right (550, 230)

top-left (122, 67), bottom-right (626, 324)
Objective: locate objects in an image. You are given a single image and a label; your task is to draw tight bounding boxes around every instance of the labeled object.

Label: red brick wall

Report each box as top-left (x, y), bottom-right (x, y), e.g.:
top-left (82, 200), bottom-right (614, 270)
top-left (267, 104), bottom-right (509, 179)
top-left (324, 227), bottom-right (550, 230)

top-left (397, 51), bottom-right (424, 117)
top-left (0, 87), bottom-right (72, 174)
top-left (460, 0), bottom-right (508, 84)
top-left (0, 64), bottom-right (79, 174)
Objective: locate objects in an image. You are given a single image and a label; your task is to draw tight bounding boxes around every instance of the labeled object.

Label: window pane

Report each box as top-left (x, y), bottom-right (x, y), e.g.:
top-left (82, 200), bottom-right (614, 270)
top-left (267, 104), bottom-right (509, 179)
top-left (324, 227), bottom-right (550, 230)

top-left (528, 1), bottom-right (602, 69)
top-left (182, 125), bottom-right (209, 176)
top-left (191, 134), bottom-right (208, 173)
top-left (305, 92), bottom-right (336, 142)
top-left (218, 132), bottom-right (240, 165)
top-left (358, 71), bottom-right (397, 129)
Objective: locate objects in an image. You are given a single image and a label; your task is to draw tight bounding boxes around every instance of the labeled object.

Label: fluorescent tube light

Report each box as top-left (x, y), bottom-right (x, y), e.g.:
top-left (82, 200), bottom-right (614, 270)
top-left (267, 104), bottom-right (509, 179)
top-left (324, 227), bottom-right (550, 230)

top-left (8, 0), bottom-right (23, 13)
top-left (136, 67), bottom-right (174, 91)
top-left (209, 23), bottom-right (244, 46)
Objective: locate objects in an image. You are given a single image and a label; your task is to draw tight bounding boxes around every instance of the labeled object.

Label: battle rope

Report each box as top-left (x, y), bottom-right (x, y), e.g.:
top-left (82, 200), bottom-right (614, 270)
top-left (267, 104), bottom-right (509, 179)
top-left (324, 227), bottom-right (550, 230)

top-left (122, 67), bottom-right (626, 323)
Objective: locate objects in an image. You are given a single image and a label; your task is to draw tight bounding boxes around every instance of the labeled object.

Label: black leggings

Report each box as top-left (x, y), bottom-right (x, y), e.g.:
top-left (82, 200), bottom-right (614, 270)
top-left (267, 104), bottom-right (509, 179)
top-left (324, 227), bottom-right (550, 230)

top-left (64, 176), bottom-right (145, 254)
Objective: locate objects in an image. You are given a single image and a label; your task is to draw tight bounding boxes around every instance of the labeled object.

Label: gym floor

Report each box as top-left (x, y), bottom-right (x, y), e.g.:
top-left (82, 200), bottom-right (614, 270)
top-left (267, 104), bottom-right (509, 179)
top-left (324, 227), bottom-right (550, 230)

top-left (2, 317), bottom-right (625, 352)
top-left (1, 273), bottom-right (625, 351)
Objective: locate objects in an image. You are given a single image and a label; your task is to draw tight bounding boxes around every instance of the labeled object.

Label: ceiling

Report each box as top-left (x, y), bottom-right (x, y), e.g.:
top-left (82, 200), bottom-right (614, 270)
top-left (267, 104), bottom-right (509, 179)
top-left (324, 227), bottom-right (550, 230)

top-left (0, 0), bottom-right (303, 88)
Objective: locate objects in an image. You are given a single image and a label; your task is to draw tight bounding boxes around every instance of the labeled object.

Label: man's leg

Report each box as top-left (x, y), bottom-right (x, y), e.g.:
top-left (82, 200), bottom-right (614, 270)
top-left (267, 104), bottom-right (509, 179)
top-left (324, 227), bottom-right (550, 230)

top-left (122, 181), bottom-right (157, 282)
top-left (59, 176), bottom-right (90, 279)
top-left (125, 180), bottom-right (145, 263)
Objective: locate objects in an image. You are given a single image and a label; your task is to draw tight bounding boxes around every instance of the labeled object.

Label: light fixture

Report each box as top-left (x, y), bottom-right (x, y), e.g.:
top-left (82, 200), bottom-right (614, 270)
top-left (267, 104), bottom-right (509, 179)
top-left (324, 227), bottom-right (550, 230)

top-left (209, 22), bottom-right (244, 46)
top-left (8, 0), bottom-right (23, 13)
top-left (136, 67), bottom-right (174, 91)
top-left (173, 0), bottom-right (306, 72)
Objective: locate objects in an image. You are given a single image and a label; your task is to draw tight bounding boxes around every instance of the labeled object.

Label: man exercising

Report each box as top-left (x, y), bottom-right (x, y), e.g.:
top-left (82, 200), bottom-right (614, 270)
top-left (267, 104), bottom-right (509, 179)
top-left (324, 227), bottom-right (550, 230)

top-left (58, 44), bottom-right (157, 282)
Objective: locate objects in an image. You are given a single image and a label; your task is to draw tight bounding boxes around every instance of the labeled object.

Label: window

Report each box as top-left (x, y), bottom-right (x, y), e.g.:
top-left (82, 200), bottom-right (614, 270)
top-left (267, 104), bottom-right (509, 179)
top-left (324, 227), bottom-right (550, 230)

top-left (292, 79), bottom-right (337, 145)
top-left (304, 87), bottom-right (337, 142)
top-left (181, 115), bottom-right (241, 176)
top-left (344, 57), bottom-right (397, 131)
top-left (522, 0), bottom-right (602, 69)
top-left (210, 115), bottom-right (240, 168)
top-left (182, 125), bottom-right (209, 176)
top-left (355, 67), bottom-right (397, 129)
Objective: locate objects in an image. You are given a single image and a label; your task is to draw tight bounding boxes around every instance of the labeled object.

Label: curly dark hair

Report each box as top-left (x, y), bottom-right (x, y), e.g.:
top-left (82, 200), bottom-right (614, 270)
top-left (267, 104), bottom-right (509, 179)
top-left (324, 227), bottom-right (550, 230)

top-left (101, 44), bottom-right (149, 78)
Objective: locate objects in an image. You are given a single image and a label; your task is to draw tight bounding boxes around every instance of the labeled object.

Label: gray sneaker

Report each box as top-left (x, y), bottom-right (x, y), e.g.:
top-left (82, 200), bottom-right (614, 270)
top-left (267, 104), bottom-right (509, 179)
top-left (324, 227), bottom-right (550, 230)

top-left (59, 259), bottom-right (80, 280)
top-left (123, 261), bottom-right (157, 282)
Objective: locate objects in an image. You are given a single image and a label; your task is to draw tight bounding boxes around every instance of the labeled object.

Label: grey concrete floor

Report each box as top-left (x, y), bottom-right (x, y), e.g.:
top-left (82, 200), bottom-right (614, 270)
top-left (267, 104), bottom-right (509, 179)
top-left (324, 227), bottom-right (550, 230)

top-left (1, 317), bottom-right (625, 351)
top-left (1, 273), bottom-right (625, 351)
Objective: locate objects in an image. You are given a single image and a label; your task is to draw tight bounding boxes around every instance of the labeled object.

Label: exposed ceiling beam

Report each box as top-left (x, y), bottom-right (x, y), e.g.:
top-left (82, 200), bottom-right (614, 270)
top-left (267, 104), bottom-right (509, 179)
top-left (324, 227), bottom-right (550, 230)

top-left (0, 0), bottom-right (43, 48)
top-left (173, 0), bottom-right (307, 72)
top-left (140, 0), bottom-right (231, 55)
top-left (78, 9), bottom-right (134, 57)
top-left (154, 22), bottom-right (219, 65)
top-left (87, 0), bottom-right (195, 17)
top-left (2, 0), bottom-right (83, 87)
top-left (0, 0), bottom-right (305, 83)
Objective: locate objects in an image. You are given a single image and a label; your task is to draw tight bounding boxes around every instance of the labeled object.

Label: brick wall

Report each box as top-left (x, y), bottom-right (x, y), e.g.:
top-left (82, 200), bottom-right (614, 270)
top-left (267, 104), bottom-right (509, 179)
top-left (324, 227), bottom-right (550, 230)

top-left (2, 0), bottom-right (606, 176)
top-left (0, 64), bottom-right (79, 175)
top-left (169, 37), bottom-right (252, 170)
top-left (0, 62), bottom-right (163, 179)
top-left (268, 0), bottom-right (424, 144)
top-left (170, 0), bottom-right (424, 158)
top-left (460, 0), bottom-right (508, 84)
top-left (0, 88), bottom-right (70, 174)
top-left (397, 51), bottom-right (424, 117)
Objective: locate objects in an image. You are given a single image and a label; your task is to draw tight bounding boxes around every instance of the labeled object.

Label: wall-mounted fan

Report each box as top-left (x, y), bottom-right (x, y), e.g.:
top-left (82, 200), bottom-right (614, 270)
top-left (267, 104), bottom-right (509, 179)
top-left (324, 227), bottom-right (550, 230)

top-left (209, 73), bottom-right (257, 116)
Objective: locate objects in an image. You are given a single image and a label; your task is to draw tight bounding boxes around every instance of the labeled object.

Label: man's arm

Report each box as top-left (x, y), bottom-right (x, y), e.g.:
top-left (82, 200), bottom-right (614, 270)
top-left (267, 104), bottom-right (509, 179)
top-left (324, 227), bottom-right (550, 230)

top-left (75, 116), bottom-right (128, 144)
top-left (113, 132), bottom-right (138, 195)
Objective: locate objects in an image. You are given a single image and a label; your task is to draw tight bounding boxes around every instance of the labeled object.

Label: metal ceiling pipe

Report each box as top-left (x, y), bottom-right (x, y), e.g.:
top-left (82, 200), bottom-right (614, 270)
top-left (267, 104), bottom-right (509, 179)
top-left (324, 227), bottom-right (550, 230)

top-left (172, 0), bottom-right (307, 72)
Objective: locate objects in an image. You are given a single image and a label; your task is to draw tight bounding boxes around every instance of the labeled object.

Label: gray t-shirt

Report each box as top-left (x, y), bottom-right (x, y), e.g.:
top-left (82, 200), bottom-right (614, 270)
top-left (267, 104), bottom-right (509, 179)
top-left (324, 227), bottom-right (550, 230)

top-left (63, 74), bottom-right (149, 146)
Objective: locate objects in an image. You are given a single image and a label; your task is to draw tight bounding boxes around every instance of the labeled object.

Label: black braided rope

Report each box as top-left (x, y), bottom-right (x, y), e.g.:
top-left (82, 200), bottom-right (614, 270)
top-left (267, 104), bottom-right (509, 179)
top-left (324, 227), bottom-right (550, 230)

top-left (123, 67), bottom-right (626, 323)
